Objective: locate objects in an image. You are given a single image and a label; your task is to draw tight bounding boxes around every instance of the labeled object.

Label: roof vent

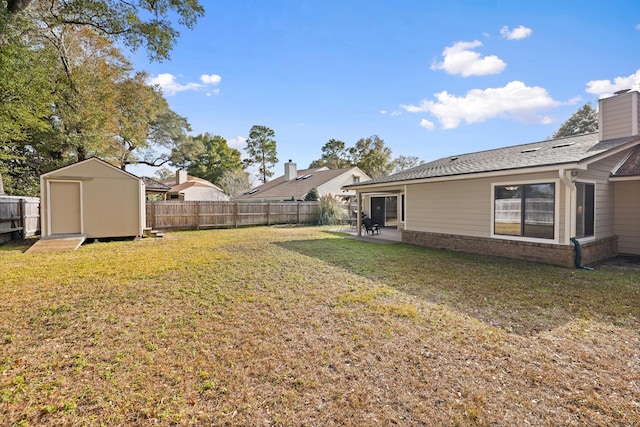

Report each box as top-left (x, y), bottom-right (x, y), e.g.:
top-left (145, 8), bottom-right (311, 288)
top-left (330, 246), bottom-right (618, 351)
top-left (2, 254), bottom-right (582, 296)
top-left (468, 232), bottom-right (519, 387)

top-left (450, 156), bottom-right (458, 161)
top-left (521, 147), bottom-right (541, 153)
top-left (243, 188), bottom-right (258, 195)
top-left (552, 141), bottom-right (576, 149)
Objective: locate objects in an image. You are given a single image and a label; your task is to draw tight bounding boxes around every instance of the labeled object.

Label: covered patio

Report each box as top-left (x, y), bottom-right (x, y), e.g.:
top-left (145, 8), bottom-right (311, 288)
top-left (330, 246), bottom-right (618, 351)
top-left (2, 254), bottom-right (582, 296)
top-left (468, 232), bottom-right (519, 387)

top-left (331, 224), bottom-right (402, 244)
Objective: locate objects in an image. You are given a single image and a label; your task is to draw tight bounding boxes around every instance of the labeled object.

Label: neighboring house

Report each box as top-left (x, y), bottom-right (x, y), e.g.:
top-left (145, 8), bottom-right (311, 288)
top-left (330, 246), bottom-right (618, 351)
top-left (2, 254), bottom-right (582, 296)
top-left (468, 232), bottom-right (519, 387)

top-left (344, 89), bottom-right (640, 268)
top-left (40, 157), bottom-right (146, 239)
top-left (160, 170), bottom-right (230, 201)
top-left (234, 160), bottom-right (370, 202)
top-left (142, 176), bottom-right (171, 200)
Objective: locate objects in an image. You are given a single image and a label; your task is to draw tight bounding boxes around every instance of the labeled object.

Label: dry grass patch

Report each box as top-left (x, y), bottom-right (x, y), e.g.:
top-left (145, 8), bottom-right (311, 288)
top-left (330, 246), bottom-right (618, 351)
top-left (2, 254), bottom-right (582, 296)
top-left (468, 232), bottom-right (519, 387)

top-left (0, 227), bottom-right (638, 426)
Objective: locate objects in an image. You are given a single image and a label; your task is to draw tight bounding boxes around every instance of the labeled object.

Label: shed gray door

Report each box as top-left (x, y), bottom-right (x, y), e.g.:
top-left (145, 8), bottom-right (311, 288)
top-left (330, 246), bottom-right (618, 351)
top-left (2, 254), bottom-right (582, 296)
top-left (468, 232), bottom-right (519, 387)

top-left (50, 181), bottom-right (81, 234)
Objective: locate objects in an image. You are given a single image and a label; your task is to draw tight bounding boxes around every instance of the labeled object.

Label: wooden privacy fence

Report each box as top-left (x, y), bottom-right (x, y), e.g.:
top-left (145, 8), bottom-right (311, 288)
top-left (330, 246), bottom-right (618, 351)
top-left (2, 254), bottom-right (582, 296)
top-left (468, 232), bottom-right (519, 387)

top-left (146, 201), bottom-right (357, 231)
top-left (0, 196), bottom-right (40, 243)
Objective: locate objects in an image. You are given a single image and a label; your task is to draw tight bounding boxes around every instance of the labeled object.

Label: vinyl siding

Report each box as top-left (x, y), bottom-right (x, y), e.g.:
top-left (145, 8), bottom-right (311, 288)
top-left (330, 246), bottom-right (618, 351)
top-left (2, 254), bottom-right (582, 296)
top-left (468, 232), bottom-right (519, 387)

top-left (614, 181), bottom-right (640, 255)
top-left (601, 92), bottom-right (638, 140)
top-left (405, 171), bottom-right (560, 239)
top-left (576, 150), bottom-right (629, 238)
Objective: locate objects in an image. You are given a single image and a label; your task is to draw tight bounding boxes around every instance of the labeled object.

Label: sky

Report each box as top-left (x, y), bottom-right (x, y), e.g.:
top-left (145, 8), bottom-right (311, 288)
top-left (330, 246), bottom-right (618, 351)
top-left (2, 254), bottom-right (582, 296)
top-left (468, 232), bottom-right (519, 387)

top-left (127, 0), bottom-right (640, 181)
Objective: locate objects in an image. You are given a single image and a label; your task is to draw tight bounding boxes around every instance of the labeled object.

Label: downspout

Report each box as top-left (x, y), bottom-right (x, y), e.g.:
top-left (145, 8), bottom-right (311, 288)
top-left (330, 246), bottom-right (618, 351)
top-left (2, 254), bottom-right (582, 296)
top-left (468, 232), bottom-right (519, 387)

top-left (570, 237), bottom-right (594, 270)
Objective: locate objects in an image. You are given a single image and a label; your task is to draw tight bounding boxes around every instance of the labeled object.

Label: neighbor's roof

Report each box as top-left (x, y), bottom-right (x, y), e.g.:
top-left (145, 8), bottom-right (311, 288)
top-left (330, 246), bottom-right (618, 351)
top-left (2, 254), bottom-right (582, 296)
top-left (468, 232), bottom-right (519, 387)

top-left (238, 167), bottom-right (360, 199)
top-left (348, 133), bottom-right (640, 187)
top-left (142, 176), bottom-right (171, 192)
top-left (160, 174), bottom-right (225, 193)
top-left (169, 180), bottom-right (225, 193)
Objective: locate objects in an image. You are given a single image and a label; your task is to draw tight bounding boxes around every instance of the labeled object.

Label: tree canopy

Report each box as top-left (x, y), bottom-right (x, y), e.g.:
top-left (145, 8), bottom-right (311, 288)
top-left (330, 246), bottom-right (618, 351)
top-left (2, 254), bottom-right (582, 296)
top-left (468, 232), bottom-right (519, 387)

top-left (243, 125), bottom-right (278, 184)
top-left (552, 103), bottom-right (598, 139)
top-left (3, 0), bottom-right (204, 62)
top-left (184, 134), bottom-right (243, 187)
top-left (0, 1), bottom-right (199, 195)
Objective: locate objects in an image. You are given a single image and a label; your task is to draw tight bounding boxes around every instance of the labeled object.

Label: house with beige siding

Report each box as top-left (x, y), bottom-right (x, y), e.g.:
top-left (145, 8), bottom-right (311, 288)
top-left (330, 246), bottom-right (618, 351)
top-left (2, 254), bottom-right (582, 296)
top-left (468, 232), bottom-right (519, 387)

top-left (344, 90), bottom-right (640, 267)
top-left (160, 170), bottom-right (230, 201)
top-left (234, 160), bottom-right (370, 202)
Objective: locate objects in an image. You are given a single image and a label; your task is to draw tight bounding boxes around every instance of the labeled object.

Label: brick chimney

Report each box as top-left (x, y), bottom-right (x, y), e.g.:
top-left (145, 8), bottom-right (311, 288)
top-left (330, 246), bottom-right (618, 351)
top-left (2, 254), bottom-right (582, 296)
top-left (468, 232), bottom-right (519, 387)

top-left (284, 160), bottom-right (297, 181)
top-left (176, 170), bottom-right (188, 185)
top-left (599, 89), bottom-right (639, 140)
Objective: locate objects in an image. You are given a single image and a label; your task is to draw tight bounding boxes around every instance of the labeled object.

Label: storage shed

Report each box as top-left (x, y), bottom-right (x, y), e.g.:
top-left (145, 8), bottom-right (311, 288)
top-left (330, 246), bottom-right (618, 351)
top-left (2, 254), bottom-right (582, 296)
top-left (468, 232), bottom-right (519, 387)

top-left (40, 158), bottom-right (145, 239)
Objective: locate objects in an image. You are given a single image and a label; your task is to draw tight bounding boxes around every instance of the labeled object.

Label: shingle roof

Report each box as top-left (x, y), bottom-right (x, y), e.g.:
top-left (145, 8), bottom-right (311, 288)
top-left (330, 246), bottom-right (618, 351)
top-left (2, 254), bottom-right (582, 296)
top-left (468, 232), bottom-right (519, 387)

top-left (237, 167), bottom-right (358, 200)
top-left (160, 174), bottom-right (225, 193)
top-left (612, 145), bottom-right (640, 177)
top-left (351, 133), bottom-right (640, 187)
top-left (142, 176), bottom-right (171, 192)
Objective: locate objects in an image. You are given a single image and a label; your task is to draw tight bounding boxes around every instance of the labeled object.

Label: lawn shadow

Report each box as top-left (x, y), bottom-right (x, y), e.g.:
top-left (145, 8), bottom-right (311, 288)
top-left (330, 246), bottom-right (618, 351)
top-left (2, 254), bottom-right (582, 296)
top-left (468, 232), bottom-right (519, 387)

top-left (277, 237), bottom-right (640, 336)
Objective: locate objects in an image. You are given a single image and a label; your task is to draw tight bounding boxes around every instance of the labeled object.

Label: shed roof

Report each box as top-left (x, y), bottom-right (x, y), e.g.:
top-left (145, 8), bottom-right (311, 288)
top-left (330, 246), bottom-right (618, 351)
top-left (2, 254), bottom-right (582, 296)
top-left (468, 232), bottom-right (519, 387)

top-left (238, 167), bottom-right (360, 200)
top-left (41, 157), bottom-right (142, 180)
top-left (348, 133), bottom-right (640, 187)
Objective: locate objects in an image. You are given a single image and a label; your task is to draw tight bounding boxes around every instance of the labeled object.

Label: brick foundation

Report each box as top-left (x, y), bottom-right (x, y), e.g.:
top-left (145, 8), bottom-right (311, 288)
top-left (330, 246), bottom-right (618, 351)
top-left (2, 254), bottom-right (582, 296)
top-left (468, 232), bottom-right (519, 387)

top-left (401, 230), bottom-right (618, 268)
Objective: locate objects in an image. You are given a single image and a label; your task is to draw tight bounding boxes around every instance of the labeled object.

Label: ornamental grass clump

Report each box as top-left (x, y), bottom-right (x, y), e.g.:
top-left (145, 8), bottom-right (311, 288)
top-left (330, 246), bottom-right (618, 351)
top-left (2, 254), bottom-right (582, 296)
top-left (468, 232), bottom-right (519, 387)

top-left (317, 193), bottom-right (347, 225)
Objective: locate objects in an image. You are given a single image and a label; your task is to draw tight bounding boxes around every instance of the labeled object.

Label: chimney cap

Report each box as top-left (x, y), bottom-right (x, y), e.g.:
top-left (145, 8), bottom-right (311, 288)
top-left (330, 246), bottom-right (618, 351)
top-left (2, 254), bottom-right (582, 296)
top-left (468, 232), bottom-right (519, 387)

top-left (288, 159), bottom-right (292, 162)
top-left (614, 89), bottom-right (631, 95)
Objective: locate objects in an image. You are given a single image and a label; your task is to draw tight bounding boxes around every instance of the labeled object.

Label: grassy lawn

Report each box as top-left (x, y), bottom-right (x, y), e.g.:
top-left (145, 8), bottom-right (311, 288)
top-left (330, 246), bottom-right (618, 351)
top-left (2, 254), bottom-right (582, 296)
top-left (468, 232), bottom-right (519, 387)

top-left (1, 226), bottom-right (639, 426)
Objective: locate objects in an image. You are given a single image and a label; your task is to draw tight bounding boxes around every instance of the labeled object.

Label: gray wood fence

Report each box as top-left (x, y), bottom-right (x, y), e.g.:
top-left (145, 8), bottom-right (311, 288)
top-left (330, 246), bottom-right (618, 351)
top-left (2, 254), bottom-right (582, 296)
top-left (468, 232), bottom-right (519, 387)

top-left (0, 196), bottom-right (40, 243)
top-left (146, 201), bottom-right (357, 231)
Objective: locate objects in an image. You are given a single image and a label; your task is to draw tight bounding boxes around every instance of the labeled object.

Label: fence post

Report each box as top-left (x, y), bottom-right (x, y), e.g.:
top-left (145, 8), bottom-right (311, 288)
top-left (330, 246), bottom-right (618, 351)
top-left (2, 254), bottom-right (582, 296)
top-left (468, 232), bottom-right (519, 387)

top-left (266, 203), bottom-right (270, 225)
top-left (150, 202), bottom-right (156, 230)
top-left (297, 202), bottom-right (301, 224)
top-left (195, 201), bottom-right (200, 230)
top-left (19, 198), bottom-right (25, 238)
top-left (233, 202), bottom-right (238, 228)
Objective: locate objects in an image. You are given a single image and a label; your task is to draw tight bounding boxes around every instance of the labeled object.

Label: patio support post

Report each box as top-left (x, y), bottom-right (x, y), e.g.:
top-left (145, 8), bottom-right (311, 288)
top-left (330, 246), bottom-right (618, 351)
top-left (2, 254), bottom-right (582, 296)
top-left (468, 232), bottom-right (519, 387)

top-left (356, 191), bottom-right (362, 236)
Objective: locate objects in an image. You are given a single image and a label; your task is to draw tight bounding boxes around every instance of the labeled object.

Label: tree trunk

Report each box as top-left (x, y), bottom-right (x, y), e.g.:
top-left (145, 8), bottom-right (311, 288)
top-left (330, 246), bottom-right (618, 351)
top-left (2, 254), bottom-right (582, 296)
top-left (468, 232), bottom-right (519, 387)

top-left (0, 173), bottom-right (5, 195)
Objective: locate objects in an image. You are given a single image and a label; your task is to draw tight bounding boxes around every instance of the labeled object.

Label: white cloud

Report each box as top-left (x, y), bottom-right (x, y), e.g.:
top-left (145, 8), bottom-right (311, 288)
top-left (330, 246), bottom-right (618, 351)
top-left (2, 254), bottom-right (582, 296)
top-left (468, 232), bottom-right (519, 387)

top-left (380, 110), bottom-right (387, 115)
top-left (200, 74), bottom-right (222, 85)
top-left (147, 72), bottom-right (222, 96)
top-left (228, 136), bottom-right (246, 150)
top-left (420, 119), bottom-right (435, 130)
top-left (585, 70), bottom-right (640, 97)
top-left (500, 25), bottom-right (533, 40)
top-left (431, 40), bottom-right (506, 77)
top-left (401, 81), bottom-right (561, 129)
top-left (636, 24), bottom-right (640, 30)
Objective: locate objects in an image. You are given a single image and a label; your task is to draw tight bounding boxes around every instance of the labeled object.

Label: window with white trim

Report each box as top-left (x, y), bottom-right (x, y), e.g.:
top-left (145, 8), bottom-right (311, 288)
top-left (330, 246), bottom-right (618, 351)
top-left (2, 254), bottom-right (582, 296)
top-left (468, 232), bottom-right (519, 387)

top-left (494, 183), bottom-right (555, 239)
top-left (575, 182), bottom-right (594, 238)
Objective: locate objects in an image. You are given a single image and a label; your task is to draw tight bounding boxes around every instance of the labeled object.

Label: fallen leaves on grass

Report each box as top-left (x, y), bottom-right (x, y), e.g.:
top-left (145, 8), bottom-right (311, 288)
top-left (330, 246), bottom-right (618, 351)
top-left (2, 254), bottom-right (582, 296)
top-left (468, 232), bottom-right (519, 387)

top-left (0, 227), bottom-right (638, 426)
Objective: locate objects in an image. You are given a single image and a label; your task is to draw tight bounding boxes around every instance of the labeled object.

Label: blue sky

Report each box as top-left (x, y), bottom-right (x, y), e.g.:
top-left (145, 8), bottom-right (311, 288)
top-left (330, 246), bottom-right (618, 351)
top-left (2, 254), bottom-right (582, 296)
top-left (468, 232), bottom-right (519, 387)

top-left (128, 0), bottom-right (640, 182)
